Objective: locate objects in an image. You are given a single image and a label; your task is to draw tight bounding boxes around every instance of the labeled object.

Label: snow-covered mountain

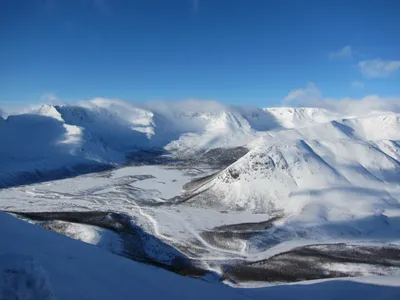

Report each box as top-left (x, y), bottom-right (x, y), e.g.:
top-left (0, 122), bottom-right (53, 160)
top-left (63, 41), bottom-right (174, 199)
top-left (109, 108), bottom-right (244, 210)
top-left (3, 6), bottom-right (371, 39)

top-left (264, 107), bottom-right (340, 128)
top-left (0, 100), bottom-right (279, 186)
top-left (183, 112), bottom-right (400, 247)
top-left (1, 100), bottom-right (400, 291)
top-left (1, 99), bottom-right (400, 188)
top-left (2, 100), bottom-right (400, 221)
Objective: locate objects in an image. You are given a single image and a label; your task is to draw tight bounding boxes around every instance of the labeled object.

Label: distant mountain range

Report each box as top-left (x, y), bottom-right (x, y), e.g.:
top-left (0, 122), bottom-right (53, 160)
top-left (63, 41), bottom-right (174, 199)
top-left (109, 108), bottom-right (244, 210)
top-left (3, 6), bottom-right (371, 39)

top-left (1, 99), bottom-right (399, 188)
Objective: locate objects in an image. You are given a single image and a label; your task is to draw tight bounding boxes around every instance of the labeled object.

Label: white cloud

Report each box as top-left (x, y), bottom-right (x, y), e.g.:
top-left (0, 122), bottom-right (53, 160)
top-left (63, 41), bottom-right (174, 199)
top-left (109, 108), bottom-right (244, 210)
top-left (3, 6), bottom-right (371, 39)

top-left (329, 46), bottom-right (352, 60)
top-left (0, 101), bottom-right (49, 116)
top-left (358, 58), bottom-right (400, 78)
top-left (326, 95), bottom-right (400, 115)
top-left (147, 98), bottom-right (226, 115)
top-left (351, 81), bottom-right (364, 89)
top-left (282, 83), bottom-right (400, 115)
top-left (283, 82), bottom-right (323, 106)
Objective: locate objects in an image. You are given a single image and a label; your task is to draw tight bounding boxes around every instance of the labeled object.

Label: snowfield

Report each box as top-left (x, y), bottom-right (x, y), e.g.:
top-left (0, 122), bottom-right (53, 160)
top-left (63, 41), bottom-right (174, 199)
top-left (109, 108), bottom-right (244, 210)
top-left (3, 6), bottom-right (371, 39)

top-left (1, 100), bottom-right (400, 297)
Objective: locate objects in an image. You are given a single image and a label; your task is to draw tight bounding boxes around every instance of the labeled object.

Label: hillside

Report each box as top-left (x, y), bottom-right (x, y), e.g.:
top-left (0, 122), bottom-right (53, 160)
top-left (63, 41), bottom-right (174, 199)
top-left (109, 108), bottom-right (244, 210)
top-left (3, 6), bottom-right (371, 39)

top-left (1, 211), bottom-right (399, 300)
top-left (183, 112), bottom-right (400, 246)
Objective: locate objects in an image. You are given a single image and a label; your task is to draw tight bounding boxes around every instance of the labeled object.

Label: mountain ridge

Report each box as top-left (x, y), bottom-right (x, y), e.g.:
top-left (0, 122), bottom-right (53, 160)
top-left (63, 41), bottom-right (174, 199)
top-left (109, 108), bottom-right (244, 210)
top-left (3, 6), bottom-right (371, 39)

top-left (1, 100), bottom-right (400, 189)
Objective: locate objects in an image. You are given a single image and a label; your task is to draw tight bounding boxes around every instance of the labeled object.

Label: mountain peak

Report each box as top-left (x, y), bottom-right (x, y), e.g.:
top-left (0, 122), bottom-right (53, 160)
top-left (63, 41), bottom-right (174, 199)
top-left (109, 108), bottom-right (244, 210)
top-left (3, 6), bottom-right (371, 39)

top-left (36, 104), bottom-right (64, 122)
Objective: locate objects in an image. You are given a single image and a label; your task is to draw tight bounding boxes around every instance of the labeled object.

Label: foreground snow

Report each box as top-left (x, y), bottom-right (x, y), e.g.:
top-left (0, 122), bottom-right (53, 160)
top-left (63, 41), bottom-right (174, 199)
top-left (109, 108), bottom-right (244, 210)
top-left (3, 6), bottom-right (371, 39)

top-left (0, 211), bottom-right (245, 300)
top-left (1, 211), bottom-right (399, 300)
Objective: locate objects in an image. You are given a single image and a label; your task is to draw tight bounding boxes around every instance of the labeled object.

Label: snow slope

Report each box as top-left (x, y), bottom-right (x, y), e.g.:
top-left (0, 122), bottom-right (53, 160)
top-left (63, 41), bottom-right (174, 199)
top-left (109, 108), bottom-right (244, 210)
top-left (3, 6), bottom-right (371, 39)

top-left (1, 211), bottom-right (400, 300)
top-left (0, 211), bottom-right (245, 300)
top-left (264, 107), bottom-right (340, 128)
top-left (185, 112), bottom-right (400, 244)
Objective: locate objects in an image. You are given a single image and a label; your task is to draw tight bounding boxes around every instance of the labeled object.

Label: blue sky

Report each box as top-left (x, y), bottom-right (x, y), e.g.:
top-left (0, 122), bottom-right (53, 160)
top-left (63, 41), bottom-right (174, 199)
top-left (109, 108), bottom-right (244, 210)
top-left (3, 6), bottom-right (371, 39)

top-left (1, 0), bottom-right (399, 107)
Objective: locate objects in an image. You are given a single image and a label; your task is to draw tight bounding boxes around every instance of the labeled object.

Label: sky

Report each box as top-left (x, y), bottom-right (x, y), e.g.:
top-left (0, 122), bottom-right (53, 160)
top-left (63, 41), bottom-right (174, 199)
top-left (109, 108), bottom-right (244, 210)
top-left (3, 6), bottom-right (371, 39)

top-left (1, 0), bottom-right (400, 108)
